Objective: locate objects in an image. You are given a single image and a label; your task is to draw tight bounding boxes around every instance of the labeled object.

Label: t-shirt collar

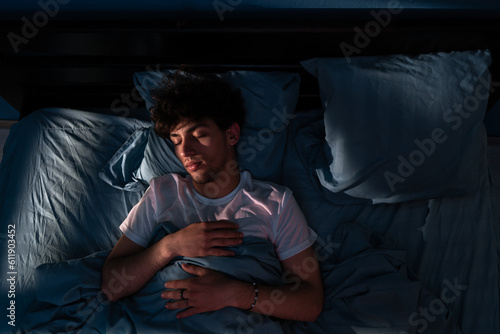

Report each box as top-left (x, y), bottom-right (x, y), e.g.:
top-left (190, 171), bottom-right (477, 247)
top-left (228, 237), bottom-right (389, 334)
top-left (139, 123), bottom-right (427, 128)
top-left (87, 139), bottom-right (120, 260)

top-left (188, 171), bottom-right (247, 206)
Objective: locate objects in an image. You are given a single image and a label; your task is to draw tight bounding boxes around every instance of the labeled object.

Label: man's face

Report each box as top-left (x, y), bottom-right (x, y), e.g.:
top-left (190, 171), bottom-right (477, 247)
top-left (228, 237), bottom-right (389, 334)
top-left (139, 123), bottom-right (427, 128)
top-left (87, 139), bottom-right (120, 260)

top-left (169, 118), bottom-right (238, 187)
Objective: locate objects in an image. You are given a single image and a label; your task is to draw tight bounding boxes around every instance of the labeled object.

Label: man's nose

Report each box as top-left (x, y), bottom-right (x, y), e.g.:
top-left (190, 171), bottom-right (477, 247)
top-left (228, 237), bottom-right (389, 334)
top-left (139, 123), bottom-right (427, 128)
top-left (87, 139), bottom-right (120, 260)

top-left (178, 138), bottom-right (196, 158)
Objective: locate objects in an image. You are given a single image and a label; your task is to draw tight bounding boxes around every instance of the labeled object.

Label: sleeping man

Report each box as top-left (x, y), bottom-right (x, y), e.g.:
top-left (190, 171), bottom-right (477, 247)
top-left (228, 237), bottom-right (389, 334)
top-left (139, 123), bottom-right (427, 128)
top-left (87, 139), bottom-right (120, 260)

top-left (101, 70), bottom-right (323, 324)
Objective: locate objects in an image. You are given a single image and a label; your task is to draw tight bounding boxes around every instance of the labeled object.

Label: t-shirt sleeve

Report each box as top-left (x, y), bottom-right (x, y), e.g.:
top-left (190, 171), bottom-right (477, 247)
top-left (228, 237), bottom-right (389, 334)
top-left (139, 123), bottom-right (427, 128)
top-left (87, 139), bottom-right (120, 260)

top-left (274, 189), bottom-right (317, 260)
top-left (119, 184), bottom-right (158, 248)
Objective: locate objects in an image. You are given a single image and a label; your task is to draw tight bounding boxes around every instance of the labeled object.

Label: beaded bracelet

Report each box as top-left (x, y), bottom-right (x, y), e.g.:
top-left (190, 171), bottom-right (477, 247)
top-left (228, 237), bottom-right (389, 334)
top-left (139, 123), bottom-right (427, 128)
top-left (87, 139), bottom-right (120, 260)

top-left (246, 282), bottom-right (259, 311)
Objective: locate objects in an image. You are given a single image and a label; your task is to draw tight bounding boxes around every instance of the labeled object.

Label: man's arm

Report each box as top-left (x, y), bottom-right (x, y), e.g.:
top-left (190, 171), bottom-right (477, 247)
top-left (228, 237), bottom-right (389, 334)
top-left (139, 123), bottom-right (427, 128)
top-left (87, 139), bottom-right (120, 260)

top-left (101, 221), bottom-right (243, 302)
top-left (162, 246), bottom-right (323, 322)
top-left (101, 234), bottom-right (168, 302)
top-left (252, 246), bottom-right (323, 321)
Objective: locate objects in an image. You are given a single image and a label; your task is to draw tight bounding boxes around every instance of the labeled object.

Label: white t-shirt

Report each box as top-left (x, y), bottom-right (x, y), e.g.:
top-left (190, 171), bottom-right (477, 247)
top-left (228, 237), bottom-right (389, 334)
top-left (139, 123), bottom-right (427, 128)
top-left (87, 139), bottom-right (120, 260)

top-left (120, 171), bottom-right (317, 260)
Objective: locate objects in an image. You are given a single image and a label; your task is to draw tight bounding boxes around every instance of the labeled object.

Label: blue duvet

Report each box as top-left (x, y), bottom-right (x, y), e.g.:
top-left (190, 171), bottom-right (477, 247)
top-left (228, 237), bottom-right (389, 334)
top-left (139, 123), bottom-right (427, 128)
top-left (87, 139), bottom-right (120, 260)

top-left (22, 222), bottom-right (459, 334)
top-left (0, 108), bottom-right (467, 333)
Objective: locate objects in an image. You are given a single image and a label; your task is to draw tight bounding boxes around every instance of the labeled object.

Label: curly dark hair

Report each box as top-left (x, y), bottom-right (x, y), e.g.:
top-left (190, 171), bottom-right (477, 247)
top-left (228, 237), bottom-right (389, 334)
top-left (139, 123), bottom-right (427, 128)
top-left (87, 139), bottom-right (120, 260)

top-left (150, 70), bottom-right (246, 138)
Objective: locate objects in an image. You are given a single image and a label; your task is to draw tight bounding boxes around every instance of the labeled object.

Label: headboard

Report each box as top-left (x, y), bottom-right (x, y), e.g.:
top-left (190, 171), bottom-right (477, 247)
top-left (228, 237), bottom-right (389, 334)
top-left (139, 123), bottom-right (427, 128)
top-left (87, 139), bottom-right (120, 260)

top-left (1, 8), bottom-right (499, 118)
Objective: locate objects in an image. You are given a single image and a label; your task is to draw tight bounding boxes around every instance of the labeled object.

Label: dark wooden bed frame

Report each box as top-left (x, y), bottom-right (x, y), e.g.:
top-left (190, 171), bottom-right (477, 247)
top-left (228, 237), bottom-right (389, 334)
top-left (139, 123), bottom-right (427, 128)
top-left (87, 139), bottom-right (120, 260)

top-left (1, 10), bottom-right (499, 118)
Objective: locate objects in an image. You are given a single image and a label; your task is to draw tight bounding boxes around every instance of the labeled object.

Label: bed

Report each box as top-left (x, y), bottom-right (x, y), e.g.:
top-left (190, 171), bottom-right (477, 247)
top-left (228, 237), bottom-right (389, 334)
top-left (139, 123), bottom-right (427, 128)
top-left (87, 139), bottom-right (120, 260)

top-left (1, 2), bottom-right (500, 334)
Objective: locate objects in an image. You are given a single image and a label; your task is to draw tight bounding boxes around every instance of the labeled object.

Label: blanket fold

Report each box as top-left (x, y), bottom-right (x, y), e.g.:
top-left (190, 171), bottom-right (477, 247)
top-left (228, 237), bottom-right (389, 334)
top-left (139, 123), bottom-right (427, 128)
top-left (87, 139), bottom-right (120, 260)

top-left (22, 222), bottom-right (460, 334)
top-left (23, 222), bottom-right (285, 333)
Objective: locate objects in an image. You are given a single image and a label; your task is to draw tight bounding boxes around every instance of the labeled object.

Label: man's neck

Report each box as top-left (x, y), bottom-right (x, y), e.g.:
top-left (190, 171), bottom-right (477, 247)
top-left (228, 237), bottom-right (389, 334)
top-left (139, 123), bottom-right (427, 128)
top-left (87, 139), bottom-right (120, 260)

top-left (193, 162), bottom-right (241, 199)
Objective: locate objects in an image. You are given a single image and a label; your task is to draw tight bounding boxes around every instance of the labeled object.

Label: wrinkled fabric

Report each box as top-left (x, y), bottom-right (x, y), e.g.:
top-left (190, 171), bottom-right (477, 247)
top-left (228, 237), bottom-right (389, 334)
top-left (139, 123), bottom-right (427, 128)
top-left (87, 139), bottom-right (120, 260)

top-left (302, 50), bottom-right (491, 203)
top-left (23, 222), bottom-right (285, 333)
top-left (23, 222), bottom-right (459, 334)
top-left (0, 108), bottom-right (150, 333)
top-left (282, 110), bottom-right (499, 334)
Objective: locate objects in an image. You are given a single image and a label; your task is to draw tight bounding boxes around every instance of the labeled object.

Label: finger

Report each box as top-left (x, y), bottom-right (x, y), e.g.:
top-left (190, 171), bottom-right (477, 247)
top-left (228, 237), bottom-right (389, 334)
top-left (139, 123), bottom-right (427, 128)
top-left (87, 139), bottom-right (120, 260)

top-left (164, 279), bottom-right (188, 290)
top-left (204, 221), bottom-right (240, 231)
top-left (207, 230), bottom-right (244, 240)
top-left (206, 247), bottom-right (236, 257)
top-left (209, 236), bottom-right (243, 247)
top-left (181, 263), bottom-right (212, 276)
top-left (176, 306), bottom-right (200, 319)
top-left (161, 289), bottom-right (185, 300)
top-left (165, 299), bottom-right (190, 311)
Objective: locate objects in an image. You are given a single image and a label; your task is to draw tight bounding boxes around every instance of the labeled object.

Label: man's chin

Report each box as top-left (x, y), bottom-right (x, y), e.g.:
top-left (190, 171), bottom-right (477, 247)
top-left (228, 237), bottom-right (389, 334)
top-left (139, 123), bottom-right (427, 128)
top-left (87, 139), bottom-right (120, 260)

top-left (188, 171), bottom-right (214, 185)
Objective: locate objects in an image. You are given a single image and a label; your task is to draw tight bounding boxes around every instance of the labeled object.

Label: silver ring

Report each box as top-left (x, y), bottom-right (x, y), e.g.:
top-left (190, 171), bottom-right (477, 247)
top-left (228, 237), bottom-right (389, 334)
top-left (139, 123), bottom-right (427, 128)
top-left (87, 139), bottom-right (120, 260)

top-left (179, 289), bottom-right (185, 300)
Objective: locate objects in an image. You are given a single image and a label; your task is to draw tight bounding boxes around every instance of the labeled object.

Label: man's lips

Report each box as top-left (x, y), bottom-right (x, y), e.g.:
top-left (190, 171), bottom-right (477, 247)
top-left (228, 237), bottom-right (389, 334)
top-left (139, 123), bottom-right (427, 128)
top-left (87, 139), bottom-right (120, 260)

top-left (185, 161), bottom-right (202, 171)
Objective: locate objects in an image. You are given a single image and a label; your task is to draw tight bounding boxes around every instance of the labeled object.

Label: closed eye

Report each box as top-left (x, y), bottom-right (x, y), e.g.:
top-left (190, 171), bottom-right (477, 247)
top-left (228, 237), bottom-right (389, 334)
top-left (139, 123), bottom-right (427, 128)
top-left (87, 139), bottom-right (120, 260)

top-left (193, 131), bottom-right (209, 140)
top-left (170, 134), bottom-right (181, 146)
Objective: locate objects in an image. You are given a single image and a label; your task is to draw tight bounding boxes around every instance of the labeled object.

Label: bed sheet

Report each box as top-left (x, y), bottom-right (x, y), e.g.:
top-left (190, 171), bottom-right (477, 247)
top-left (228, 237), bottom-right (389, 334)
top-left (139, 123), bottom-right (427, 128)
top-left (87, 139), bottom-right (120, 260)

top-left (0, 108), bottom-right (441, 334)
top-left (21, 220), bottom-right (460, 334)
top-left (0, 108), bottom-right (151, 333)
top-left (282, 110), bottom-right (500, 334)
top-left (0, 107), bottom-right (496, 333)
top-left (23, 222), bottom-right (287, 334)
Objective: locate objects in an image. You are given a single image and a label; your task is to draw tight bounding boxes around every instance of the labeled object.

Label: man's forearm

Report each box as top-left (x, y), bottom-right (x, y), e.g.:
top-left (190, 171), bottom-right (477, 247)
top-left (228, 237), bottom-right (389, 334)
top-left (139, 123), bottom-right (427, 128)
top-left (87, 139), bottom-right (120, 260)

top-left (233, 280), bottom-right (323, 322)
top-left (103, 221), bottom-right (244, 302)
top-left (165, 246), bottom-right (324, 321)
top-left (165, 263), bottom-right (323, 322)
top-left (101, 236), bottom-right (175, 302)
top-left (233, 248), bottom-right (324, 322)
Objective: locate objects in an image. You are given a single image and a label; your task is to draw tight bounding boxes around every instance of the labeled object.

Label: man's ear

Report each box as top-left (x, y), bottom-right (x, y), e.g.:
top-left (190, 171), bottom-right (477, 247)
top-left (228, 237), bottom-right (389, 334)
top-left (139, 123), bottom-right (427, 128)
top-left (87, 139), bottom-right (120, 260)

top-left (226, 122), bottom-right (240, 146)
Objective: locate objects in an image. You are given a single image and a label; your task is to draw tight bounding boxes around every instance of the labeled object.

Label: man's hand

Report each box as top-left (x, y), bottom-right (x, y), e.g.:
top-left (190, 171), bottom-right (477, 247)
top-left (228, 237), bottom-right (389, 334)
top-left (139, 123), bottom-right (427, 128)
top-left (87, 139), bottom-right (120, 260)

top-left (102, 221), bottom-right (242, 302)
top-left (167, 221), bottom-right (243, 258)
top-left (161, 263), bottom-right (251, 319)
top-left (160, 247), bottom-right (324, 322)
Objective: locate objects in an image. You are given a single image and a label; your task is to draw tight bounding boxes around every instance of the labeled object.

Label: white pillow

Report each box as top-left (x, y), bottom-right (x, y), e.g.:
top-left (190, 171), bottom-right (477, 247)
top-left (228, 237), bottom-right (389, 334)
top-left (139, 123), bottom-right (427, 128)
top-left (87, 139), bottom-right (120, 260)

top-left (302, 50), bottom-right (491, 203)
top-left (99, 70), bottom-right (301, 190)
